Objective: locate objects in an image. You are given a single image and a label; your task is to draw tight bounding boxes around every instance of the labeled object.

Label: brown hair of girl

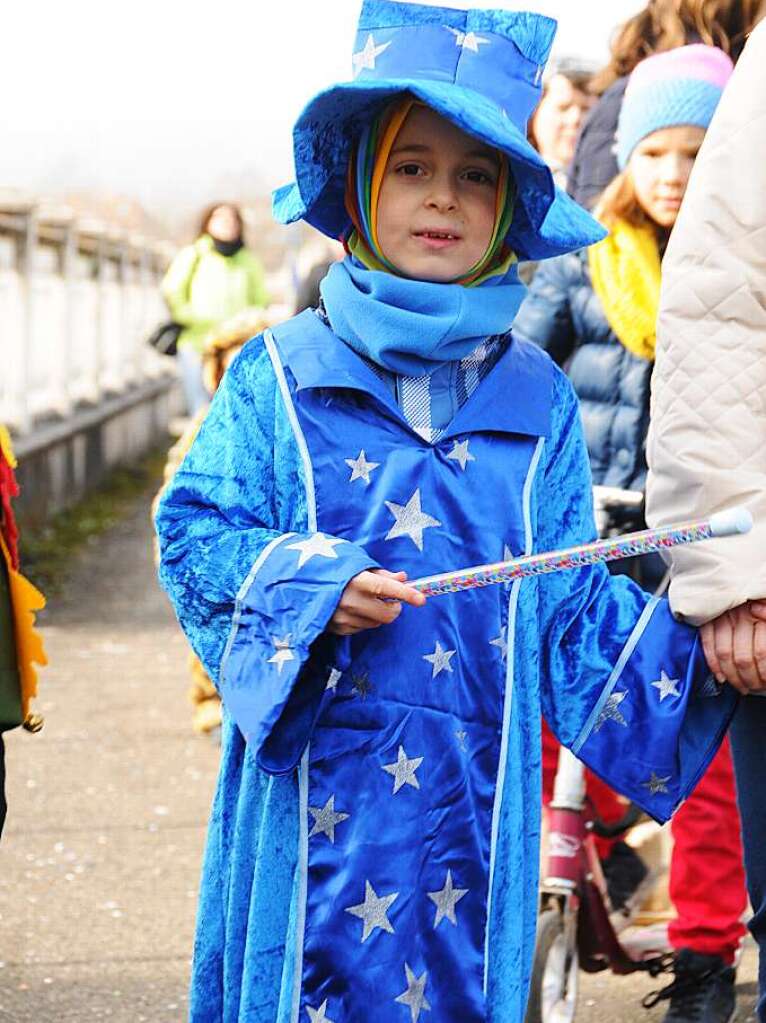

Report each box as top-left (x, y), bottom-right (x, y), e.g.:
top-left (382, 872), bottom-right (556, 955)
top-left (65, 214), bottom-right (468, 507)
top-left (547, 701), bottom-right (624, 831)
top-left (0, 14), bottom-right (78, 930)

top-left (590, 0), bottom-right (766, 95)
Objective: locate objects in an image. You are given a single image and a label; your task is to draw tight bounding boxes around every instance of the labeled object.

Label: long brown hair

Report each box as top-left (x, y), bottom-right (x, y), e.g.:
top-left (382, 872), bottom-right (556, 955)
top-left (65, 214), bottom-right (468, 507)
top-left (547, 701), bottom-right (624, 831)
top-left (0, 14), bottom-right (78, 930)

top-left (197, 202), bottom-right (244, 241)
top-left (590, 0), bottom-right (766, 94)
top-left (595, 170), bottom-right (673, 252)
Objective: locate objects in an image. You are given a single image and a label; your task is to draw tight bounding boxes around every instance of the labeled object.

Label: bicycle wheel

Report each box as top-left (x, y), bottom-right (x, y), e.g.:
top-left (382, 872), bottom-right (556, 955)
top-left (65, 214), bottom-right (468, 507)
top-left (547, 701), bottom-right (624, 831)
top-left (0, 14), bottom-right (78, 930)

top-left (524, 907), bottom-right (579, 1023)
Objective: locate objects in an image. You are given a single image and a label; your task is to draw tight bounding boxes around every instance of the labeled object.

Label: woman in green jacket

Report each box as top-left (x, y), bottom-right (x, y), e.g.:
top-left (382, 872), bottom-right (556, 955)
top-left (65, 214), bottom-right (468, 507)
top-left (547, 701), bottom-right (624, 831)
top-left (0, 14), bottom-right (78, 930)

top-left (162, 203), bottom-right (269, 414)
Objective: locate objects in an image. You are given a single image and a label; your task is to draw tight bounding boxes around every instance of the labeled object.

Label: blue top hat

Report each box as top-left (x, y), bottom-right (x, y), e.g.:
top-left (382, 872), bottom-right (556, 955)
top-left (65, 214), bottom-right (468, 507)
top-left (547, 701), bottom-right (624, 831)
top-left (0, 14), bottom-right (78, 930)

top-left (273, 0), bottom-right (606, 262)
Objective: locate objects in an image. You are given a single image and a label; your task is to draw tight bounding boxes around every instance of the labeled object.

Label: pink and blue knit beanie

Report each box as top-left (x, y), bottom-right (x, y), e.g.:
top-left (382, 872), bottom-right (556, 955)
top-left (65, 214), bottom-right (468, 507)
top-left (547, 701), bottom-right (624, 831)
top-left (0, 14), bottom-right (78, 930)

top-left (616, 44), bottom-right (733, 169)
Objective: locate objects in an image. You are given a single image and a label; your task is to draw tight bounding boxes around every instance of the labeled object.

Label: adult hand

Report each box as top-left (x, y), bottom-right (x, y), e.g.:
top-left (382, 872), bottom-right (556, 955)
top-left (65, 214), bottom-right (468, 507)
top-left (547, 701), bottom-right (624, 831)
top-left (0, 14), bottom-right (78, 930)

top-left (701, 600), bottom-right (766, 695)
top-left (328, 568), bottom-right (426, 636)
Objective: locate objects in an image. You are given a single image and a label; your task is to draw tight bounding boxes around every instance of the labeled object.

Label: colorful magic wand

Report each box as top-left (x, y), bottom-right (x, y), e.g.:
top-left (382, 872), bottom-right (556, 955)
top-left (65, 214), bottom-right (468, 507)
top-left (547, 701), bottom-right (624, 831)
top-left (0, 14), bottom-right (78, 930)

top-left (410, 508), bottom-right (753, 598)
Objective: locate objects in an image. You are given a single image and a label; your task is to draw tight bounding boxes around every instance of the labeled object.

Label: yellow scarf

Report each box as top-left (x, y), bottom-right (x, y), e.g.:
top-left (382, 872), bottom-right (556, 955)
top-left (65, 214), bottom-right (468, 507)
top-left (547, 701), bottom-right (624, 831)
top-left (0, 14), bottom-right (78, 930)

top-left (587, 215), bottom-right (661, 361)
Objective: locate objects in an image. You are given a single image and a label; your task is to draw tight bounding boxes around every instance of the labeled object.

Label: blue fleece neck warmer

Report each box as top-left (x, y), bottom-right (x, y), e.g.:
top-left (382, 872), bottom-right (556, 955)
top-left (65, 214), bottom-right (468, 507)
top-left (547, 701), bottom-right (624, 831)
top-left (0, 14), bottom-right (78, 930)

top-left (319, 256), bottom-right (526, 376)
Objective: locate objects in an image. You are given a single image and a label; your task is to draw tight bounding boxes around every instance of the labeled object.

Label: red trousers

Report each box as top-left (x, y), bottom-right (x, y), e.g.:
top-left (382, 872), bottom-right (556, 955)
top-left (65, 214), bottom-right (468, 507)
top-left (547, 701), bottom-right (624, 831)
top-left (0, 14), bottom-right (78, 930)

top-left (542, 723), bottom-right (747, 963)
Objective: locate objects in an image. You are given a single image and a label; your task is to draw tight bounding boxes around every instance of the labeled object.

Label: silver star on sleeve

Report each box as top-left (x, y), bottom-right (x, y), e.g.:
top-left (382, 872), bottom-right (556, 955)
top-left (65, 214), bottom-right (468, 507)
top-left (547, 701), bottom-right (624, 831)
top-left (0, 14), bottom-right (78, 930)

top-left (423, 640), bottom-right (456, 678)
top-left (445, 438), bottom-right (475, 471)
top-left (286, 532), bottom-right (345, 569)
top-left (267, 635), bottom-right (295, 674)
top-left (642, 772), bottom-right (671, 795)
top-left (382, 745), bottom-right (424, 793)
top-left (308, 795), bottom-right (350, 843)
top-left (345, 880), bottom-right (399, 942)
top-left (427, 869), bottom-right (468, 928)
top-left (594, 691), bottom-right (629, 732)
top-left (651, 670), bottom-right (681, 702)
top-left (345, 449), bottom-right (380, 486)
top-left (384, 489), bottom-right (441, 551)
top-left (306, 1000), bottom-right (335, 1023)
top-left (325, 668), bottom-right (342, 692)
top-left (395, 964), bottom-right (431, 1022)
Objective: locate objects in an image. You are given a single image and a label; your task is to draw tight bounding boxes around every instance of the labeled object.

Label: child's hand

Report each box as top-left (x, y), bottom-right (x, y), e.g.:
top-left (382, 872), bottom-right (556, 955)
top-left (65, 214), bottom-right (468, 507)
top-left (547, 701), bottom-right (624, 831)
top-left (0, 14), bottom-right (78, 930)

top-left (700, 600), bottom-right (766, 694)
top-left (328, 569), bottom-right (426, 636)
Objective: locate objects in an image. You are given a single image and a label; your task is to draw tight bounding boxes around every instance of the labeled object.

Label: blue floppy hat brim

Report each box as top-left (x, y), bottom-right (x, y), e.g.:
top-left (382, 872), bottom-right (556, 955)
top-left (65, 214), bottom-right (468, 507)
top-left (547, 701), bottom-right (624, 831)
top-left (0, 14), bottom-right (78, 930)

top-left (273, 78), bottom-right (606, 262)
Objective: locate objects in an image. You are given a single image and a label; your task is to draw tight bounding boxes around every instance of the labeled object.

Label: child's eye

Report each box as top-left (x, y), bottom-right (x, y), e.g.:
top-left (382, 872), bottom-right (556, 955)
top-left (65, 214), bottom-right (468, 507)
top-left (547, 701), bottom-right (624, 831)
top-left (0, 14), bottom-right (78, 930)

top-left (396, 163), bottom-right (425, 177)
top-left (463, 169), bottom-right (495, 185)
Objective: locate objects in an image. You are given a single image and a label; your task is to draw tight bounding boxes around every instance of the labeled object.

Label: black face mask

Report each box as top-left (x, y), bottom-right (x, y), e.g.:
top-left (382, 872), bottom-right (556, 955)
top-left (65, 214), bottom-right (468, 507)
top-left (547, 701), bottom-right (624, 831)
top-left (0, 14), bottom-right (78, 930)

top-left (211, 237), bottom-right (244, 257)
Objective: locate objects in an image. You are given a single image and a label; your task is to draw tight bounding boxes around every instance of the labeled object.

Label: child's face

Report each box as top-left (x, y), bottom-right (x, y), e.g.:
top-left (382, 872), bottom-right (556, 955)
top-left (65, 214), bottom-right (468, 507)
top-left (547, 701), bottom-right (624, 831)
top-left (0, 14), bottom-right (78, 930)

top-left (628, 125), bottom-right (706, 229)
top-left (376, 106), bottom-right (501, 282)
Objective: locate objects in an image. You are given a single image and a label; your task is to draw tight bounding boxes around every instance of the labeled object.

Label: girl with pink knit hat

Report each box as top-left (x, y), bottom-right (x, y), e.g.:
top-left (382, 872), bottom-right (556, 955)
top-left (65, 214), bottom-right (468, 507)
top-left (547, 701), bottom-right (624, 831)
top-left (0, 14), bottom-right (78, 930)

top-left (515, 44), bottom-right (746, 1023)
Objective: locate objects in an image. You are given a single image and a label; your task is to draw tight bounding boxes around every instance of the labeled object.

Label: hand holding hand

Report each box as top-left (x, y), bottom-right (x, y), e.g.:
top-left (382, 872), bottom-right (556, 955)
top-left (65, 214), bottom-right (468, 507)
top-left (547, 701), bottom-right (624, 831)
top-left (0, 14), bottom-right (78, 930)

top-left (701, 600), bottom-right (766, 695)
top-left (328, 569), bottom-right (426, 636)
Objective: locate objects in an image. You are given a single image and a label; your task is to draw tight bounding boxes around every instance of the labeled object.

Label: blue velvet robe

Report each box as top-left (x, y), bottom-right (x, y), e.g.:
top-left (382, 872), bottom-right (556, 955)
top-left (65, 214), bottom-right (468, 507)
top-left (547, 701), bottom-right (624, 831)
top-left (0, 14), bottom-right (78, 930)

top-left (156, 311), bottom-right (735, 1023)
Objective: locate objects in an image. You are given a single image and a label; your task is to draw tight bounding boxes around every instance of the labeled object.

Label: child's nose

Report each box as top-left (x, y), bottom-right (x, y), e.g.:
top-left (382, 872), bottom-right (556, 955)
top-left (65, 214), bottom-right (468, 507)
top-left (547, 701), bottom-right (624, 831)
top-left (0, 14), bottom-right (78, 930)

top-left (425, 184), bottom-right (459, 212)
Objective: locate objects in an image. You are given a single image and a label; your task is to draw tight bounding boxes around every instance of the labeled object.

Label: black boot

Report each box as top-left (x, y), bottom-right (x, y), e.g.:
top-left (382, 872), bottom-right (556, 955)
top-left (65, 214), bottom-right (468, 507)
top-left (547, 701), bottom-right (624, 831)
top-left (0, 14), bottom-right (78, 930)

top-left (643, 948), bottom-right (736, 1023)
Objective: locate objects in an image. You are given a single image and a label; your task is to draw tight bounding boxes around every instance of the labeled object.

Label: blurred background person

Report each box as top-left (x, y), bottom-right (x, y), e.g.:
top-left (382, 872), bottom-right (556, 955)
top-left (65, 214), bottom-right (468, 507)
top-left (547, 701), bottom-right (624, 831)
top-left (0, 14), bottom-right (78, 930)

top-left (528, 61), bottom-right (595, 188)
top-left (515, 46), bottom-right (749, 1023)
top-left (161, 202), bottom-right (269, 415)
top-left (568, 0), bottom-right (766, 208)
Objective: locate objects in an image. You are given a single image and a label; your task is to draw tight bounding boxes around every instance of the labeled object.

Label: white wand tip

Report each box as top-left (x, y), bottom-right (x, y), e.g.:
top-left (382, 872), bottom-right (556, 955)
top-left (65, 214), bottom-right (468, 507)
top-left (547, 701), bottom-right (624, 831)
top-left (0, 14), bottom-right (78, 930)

top-left (709, 506), bottom-right (753, 538)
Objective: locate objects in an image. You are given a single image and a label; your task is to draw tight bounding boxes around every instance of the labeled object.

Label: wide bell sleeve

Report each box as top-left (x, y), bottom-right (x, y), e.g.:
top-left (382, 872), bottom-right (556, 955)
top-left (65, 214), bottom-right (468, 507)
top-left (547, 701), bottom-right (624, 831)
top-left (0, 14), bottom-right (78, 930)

top-left (536, 369), bottom-right (738, 823)
top-left (155, 340), bottom-right (378, 774)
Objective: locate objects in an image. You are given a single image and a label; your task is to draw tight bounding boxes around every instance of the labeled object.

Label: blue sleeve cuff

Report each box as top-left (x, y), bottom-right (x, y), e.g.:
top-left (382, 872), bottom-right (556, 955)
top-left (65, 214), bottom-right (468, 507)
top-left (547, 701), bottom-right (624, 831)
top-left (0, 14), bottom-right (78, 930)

top-left (571, 597), bottom-right (739, 824)
top-left (220, 531), bottom-right (379, 774)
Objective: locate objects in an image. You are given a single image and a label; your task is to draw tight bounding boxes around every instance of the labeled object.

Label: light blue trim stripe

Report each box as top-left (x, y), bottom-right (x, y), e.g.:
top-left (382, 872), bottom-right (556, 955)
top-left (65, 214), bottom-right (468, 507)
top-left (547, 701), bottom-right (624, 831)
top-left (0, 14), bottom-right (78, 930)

top-left (264, 328), bottom-right (318, 533)
top-left (263, 329), bottom-right (317, 1023)
top-left (571, 593), bottom-right (662, 756)
top-left (291, 746), bottom-right (311, 1023)
top-left (218, 532), bottom-right (297, 689)
top-left (484, 436), bottom-right (545, 992)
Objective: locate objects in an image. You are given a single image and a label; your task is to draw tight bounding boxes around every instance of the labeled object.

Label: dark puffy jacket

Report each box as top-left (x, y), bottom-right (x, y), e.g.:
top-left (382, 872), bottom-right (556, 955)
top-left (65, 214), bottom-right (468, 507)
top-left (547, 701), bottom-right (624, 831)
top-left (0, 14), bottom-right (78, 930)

top-left (513, 250), bottom-right (653, 491)
top-left (567, 78), bottom-right (627, 209)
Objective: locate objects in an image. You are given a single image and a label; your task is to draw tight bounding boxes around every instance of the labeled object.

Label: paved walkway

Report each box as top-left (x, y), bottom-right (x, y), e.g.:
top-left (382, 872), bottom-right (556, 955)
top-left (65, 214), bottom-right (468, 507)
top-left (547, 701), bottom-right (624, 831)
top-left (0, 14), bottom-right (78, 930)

top-left (0, 492), bottom-right (758, 1021)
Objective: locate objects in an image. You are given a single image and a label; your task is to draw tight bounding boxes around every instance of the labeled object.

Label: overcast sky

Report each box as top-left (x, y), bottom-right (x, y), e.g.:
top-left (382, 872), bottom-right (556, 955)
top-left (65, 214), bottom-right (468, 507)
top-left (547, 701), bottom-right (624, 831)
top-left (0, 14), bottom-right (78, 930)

top-left (3, 0), bottom-right (643, 227)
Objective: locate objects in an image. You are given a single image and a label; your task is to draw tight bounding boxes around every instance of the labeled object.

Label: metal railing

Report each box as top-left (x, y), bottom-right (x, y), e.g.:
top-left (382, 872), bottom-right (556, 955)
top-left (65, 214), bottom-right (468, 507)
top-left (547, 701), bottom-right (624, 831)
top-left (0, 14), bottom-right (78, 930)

top-left (0, 196), bottom-right (175, 436)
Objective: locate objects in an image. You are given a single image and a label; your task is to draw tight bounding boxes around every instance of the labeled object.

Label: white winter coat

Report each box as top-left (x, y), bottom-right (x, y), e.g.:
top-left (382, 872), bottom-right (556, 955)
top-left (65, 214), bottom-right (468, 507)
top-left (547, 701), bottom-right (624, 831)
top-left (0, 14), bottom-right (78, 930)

top-left (646, 21), bottom-right (766, 625)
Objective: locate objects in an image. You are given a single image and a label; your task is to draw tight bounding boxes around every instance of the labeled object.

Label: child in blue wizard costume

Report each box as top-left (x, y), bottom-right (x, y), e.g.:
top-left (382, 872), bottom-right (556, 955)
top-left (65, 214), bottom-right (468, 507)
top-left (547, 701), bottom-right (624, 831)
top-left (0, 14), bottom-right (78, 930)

top-left (155, 4), bottom-right (739, 1021)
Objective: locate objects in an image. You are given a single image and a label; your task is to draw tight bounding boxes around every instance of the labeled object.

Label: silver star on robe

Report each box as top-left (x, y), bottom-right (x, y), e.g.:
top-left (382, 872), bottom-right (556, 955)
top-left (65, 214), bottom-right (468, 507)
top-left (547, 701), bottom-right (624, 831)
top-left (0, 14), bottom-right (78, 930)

top-left (395, 964), bottom-right (431, 1022)
top-left (382, 745), bottom-right (423, 793)
top-left (325, 668), bottom-right (342, 692)
top-left (490, 626), bottom-right (508, 662)
top-left (345, 449), bottom-right (380, 486)
top-left (308, 795), bottom-right (350, 843)
top-left (643, 772), bottom-right (671, 795)
top-left (352, 33), bottom-right (391, 76)
top-left (446, 438), bottom-right (475, 471)
top-left (652, 670), bottom-right (681, 702)
top-left (306, 999), bottom-right (335, 1023)
top-left (267, 635), bottom-right (295, 674)
top-left (594, 690), bottom-right (629, 732)
top-left (385, 489), bottom-right (442, 551)
top-left (428, 869), bottom-right (469, 928)
top-left (445, 26), bottom-right (490, 52)
top-left (287, 532), bottom-right (345, 569)
top-left (455, 730), bottom-right (468, 752)
top-left (423, 640), bottom-right (456, 679)
top-left (345, 880), bottom-right (399, 942)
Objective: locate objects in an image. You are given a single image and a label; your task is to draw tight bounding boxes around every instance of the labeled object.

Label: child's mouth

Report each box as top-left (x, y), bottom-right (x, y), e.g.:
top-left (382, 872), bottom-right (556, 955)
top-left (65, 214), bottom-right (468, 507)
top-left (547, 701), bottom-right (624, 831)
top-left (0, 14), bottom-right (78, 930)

top-left (413, 229), bottom-right (462, 249)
